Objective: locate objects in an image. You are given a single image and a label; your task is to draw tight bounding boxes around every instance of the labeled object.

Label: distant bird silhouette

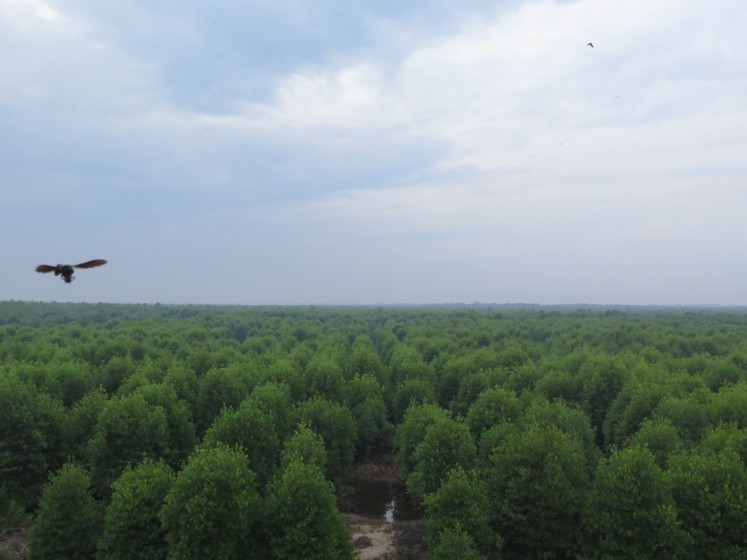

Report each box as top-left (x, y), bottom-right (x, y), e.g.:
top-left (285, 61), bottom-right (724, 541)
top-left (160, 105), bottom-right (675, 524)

top-left (587, 42), bottom-right (594, 48)
top-left (36, 259), bottom-right (107, 284)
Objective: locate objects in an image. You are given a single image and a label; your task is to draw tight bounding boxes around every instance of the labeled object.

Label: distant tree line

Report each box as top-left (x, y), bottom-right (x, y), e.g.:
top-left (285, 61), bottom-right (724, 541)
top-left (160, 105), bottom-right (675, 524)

top-left (2, 302), bottom-right (747, 558)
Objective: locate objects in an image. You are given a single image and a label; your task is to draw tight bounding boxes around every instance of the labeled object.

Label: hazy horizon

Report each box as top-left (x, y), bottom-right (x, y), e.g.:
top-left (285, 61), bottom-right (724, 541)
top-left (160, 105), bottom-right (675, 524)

top-left (5, 300), bottom-right (747, 311)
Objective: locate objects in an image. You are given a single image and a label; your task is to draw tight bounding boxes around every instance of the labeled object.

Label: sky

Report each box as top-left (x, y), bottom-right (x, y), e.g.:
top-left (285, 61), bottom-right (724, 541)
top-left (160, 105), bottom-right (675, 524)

top-left (2, 0), bottom-right (746, 305)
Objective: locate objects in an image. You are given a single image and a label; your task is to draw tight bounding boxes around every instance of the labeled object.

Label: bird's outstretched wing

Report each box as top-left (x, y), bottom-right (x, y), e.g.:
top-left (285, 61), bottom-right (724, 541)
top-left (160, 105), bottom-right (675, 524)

top-left (36, 264), bottom-right (57, 273)
top-left (73, 259), bottom-right (108, 269)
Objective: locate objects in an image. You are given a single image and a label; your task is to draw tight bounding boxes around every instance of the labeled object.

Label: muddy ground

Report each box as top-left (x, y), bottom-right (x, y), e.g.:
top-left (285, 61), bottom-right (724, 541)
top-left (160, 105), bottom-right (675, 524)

top-left (345, 514), bottom-right (426, 560)
top-left (0, 531), bottom-right (27, 560)
top-left (344, 455), bottom-right (427, 560)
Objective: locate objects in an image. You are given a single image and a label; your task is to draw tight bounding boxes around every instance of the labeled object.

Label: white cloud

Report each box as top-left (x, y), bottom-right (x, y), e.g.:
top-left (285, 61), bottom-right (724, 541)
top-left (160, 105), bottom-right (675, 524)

top-left (204, 0), bottom-right (745, 191)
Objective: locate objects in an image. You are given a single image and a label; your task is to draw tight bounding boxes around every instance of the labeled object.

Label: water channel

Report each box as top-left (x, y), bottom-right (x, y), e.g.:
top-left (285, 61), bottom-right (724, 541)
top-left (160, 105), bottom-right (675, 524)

top-left (348, 479), bottom-right (422, 522)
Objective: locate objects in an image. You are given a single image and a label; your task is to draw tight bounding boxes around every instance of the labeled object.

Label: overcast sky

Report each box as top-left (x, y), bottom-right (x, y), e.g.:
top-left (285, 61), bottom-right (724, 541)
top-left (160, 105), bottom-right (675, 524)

top-left (2, 0), bottom-right (746, 305)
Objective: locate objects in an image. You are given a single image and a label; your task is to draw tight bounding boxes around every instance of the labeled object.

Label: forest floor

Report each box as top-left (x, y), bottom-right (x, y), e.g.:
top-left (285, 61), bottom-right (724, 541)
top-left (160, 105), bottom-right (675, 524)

top-left (345, 515), bottom-right (426, 560)
top-left (344, 455), bottom-right (427, 560)
top-left (0, 531), bottom-right (27, 560)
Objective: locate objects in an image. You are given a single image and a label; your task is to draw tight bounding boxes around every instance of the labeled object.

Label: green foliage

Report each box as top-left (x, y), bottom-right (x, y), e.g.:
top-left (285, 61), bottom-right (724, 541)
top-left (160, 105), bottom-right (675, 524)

top-left (465, 385), bottom-right (522, 440)
top-left (504, 363), bottom-right (545, 394)
top-left (7, 304), bottom-right (747, 559)
top-left (27, 464), bottom-right (101, 560)
top-left (407, 416), bottom-right (476, 503)
top-left (264, 357), bottom-right (306, 402)
top-left (88, 388), bottom-right (192, 496)
top-left (534, 369), bottom-right (584, 405)
top-left (703, 358), bottom-right (745, 391)
top-left (134, 383), bottom-right (196, 463)
top-left (706, 381), bottom-right (747, 428)
top-left (266, 457), bottom-right (353, 560)
top-left (394, 403), bottom-right (451, 479)
top-left (102, 355), bottom-right (136, 394)
top-left (486, 423), bottom-right (589, 560)
top-left (629, 418), bottom-right (684, 468)
top-left (161, 364), bottom-right (199, 409)
top-left (0, 375), bottom-right (67, 507)
top-left (583, 445), bottom-right (690, 559)
top-left (160, 445), bottom-right (262, 560)
top-left (303, 354), bottom-right (346, 403)
top-left (194, 364), bottom-right (256, 434)
top-left (99, 460), bottom-right (175, 560)
top-left (428, 524), bottom-right (487, 560)
top-left (602, 380), bottom-right (670, 450)
top-left (476, 421), bottom-right (515, 466)
top-left (388, 344), bottom-right (434, 386)
top-left (449, 371), bottom-right (492, 417)
top-left (580, 355), bottom-right (629, 445)
top-left (653, 394), bottom-right (709, 445)
top-left (201, 399), bottom-right (280, 489)
top-left (246, 382), bottom-right (295, 441)
top-left (347, 373), bottom-right (391, 456)
top-left (67, 389), bottom-right (109, 463)
top-left (699, 423), bottom-right (747, 463)
top-left (423, 467), bottom-right (498, 556)
top-left (281, 422), bottom-right (327, 472)
top-left (347, 335), bottom-right (384, 380)
top-left (496, 344), bottom-right (531, 369)
top-left (13, 361), bottom-right (98, 408)
top-left (669, 449), bottom-right (747, 559)
top-left (522, 398), bottom-right (600, 470)
top-left (391, 378), bottom-right (437, 423)
top-left (293, 395), bottom-right (357, 493)
top-left (438, 349), bottom-right (500, 409)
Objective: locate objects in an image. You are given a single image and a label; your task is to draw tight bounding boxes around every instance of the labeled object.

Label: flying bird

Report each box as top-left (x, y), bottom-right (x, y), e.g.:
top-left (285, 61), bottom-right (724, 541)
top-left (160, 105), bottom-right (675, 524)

top-left (36, 259), bottom-right (107, 284)
top-left (587, 42), bottom-right (594, 47)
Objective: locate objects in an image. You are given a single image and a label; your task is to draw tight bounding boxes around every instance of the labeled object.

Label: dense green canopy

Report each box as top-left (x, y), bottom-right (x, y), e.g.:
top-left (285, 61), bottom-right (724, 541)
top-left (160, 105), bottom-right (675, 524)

top-left (2, 301), bottom-right (747, 558)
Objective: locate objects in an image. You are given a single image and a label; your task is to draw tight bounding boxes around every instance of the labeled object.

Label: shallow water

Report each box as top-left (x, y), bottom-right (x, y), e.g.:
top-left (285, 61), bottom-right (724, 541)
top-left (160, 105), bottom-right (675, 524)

top-left (349, 479), bottom-right (422, 522)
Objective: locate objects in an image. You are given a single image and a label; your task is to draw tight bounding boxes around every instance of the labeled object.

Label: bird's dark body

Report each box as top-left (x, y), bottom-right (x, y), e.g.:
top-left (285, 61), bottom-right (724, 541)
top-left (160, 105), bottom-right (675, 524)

top-left (36, 259), bottom-right (107, 283)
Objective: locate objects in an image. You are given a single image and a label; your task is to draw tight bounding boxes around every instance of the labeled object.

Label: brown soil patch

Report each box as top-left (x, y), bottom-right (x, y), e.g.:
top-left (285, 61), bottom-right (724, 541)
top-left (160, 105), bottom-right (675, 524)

top-left (392, 522), bottom-right (427, 560)
top-left (345, 455), bottom-right (426, 560)
top-left (0, 532), bottom-right (28, 560)
top-left (346, 514), bottom-right (397, 559)
top-left (345, 514), bottom-right (426, 560)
